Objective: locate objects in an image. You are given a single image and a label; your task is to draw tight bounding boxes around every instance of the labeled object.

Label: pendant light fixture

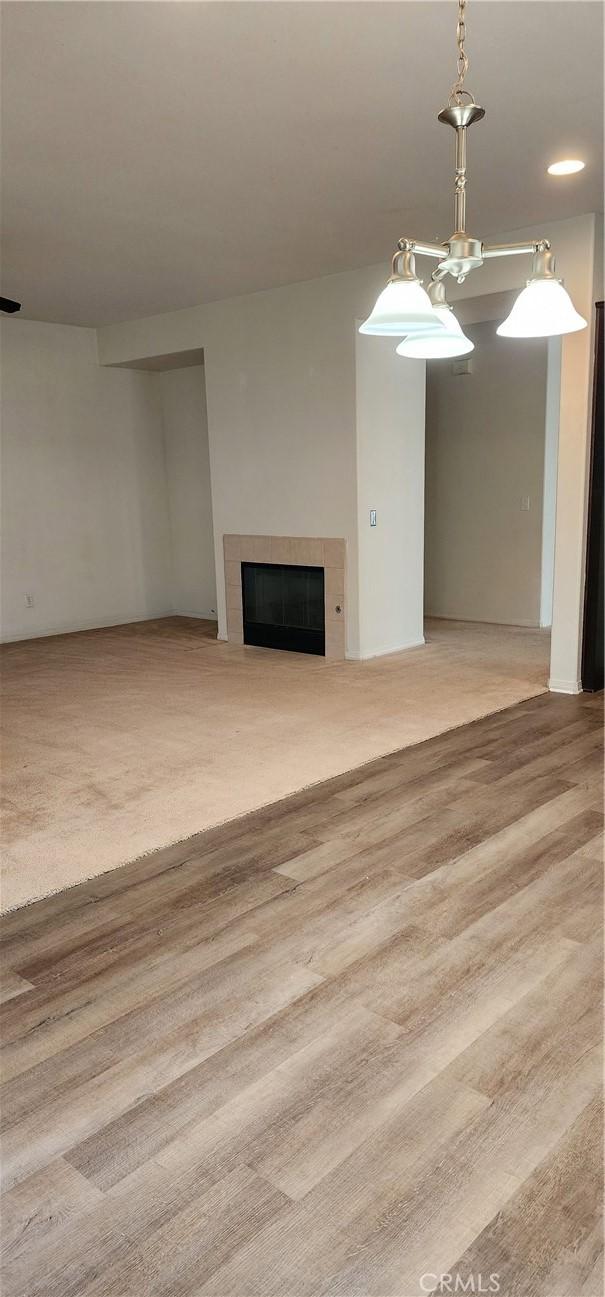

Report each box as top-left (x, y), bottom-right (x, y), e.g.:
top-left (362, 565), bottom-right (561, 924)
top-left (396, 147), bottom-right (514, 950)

top-left (359, 247), bottom-right (446, 336)
top-left (396, 281), bottom-right (474, 359)
top-left (497, 247), bottom-right (588, 337)
top-left (360, 0), bottom-right (587, 355)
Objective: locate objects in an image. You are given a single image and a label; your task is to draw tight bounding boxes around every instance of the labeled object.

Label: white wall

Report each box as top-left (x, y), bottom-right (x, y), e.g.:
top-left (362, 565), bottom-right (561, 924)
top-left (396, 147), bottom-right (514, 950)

top-left (96, 268), bottom-right (387, 655)
top-left (540, 338), bottom-right (562, 628)
top-left (356, 333), bottom-right (425, 657)
top-left (96, 212), bottom-right (600, 684)
top-left (202, 274), bottom-right (361, 652)
top-left (95, 261), bottom-right (428, 659)
top-left (1, 318), bottom-right (173, 641)
top-left (424, 321), bottom-right (548, 627)
top-left (160, 365), bottom-right (216, 618)
top-left (1, 323), bottom-right (218, 642)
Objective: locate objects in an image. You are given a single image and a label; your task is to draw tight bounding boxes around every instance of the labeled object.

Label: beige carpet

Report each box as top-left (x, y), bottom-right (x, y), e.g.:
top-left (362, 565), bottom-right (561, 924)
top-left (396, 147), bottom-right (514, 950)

top-left (0, 616), bottom-right (550, 910)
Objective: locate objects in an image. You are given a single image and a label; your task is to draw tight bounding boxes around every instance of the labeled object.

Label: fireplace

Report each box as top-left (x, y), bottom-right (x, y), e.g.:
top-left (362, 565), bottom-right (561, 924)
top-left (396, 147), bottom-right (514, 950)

top-left (242, 562), bottom-right (325, 655)
top-left (224, 536), bottom-right (345, 659)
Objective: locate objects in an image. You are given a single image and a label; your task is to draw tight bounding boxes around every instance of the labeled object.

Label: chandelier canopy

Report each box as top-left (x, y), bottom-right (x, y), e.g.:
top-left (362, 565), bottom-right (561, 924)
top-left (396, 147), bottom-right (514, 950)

top-left (360, 0), bottom-right (587, 358)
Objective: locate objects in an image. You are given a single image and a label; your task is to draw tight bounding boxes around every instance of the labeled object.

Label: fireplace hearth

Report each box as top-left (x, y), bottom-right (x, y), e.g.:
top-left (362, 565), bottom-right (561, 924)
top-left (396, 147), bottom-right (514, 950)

top-left (242, 562), bottom-right (325, 655)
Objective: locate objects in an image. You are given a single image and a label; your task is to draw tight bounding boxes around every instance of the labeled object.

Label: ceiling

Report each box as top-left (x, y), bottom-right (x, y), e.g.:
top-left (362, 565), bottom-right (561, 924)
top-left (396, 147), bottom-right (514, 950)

top-left (2, 1), bottom-right (602, 327)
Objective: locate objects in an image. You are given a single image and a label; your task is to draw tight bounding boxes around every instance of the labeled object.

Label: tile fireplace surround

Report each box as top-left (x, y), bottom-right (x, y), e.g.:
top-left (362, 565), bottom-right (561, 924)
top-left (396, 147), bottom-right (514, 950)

top-left (223, 535), bottom-right (346, 659)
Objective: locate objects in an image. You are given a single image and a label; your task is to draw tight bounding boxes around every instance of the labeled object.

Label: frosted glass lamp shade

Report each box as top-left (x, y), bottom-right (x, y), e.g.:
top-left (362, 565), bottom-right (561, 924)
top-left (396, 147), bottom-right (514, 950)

top-left (395, 307), bottom-right (474, 359)
top-left (359, 279), bottom-right (446, 336)
top-left (497, 279), bottom-right (587, 338)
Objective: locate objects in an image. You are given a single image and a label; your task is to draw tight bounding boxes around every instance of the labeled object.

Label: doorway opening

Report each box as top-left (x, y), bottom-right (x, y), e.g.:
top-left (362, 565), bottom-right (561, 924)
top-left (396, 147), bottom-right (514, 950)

top-left (423, 292), bottom-right (559, 687)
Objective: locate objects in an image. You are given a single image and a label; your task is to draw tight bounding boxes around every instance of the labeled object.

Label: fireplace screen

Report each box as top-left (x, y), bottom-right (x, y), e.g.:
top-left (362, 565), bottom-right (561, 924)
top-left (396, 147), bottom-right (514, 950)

top-left (241, 562), bottom-right (325, 655)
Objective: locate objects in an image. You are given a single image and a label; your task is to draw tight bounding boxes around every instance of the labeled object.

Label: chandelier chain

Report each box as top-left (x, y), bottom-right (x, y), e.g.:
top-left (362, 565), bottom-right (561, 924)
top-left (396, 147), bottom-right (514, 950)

top-left (449, 0), bottom-right (472, 105)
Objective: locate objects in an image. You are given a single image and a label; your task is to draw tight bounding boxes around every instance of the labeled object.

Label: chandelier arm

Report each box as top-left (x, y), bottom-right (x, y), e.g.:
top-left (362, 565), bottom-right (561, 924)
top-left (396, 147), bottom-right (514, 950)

top-left (483, 240), bottom-right (550, 259)
top-left (397, 238), bottom-right (448, 260)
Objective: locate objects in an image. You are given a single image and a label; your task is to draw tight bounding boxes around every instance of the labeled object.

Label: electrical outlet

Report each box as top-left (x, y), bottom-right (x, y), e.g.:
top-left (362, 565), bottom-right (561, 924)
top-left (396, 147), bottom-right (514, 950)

top-left (25, 593), bottom-right (34, 608)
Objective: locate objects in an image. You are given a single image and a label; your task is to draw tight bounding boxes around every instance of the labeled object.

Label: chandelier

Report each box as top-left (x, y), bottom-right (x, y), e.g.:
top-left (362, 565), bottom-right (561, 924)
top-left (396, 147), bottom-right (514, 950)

top-left (360, 0), bottom-right (587, 358)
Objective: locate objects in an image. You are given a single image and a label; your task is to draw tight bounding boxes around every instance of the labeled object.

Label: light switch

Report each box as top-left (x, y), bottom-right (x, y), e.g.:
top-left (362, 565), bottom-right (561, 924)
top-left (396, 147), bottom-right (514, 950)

top-left (520, 496), bottom-right (531, 511)
top-left (370, 509), bottom-right (377, 527)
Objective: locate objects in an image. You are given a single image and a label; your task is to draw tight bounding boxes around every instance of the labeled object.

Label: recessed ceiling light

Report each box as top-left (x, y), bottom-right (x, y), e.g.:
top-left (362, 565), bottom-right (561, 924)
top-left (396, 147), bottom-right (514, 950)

top-left (547, 159), bottom-right (585, 176)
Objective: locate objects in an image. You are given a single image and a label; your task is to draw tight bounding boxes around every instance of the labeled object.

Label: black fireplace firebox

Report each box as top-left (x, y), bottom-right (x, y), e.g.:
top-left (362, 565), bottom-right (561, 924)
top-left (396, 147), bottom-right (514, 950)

top-left (241, 562), bottom-right (325, 656)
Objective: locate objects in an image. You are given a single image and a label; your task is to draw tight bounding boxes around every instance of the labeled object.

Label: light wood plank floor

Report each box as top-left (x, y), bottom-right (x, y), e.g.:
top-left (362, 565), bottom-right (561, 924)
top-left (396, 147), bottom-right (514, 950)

top-left (1, 691), bottom-right (603, 1297)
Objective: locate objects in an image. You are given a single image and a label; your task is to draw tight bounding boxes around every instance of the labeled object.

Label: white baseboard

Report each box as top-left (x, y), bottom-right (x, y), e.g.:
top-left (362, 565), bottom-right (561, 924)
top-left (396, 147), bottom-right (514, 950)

top-left (350, 636), bottom-right (426, 662)
top-left (0, 608), bottom-right (177, 644)
top-left (426, 613), bottom-right (543, 630)
top-left (548, 677), bottom-right (583, 695)
top-left (172, 610), bottom-right (218, 622)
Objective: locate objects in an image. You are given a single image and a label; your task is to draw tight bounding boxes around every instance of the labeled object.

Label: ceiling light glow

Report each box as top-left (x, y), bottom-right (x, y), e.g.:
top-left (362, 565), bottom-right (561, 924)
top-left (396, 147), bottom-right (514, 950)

top-left (547, 159), bottom-right (585, 176)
